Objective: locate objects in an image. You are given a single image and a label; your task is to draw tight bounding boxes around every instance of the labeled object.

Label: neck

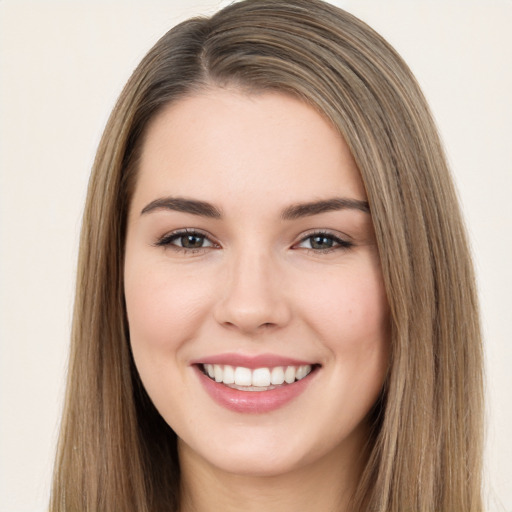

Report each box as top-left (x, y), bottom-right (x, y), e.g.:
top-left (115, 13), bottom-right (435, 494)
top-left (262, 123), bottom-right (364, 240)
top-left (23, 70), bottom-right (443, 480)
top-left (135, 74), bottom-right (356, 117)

top-left (178, 435), bottom-right (367, 512)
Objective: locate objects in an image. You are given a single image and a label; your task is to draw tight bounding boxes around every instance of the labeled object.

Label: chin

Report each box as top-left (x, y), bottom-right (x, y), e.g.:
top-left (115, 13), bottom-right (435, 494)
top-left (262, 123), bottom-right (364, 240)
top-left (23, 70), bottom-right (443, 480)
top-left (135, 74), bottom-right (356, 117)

top-left (177, 420), bottom-right (349, 479)
top-left (185, 440), bottom-right (308, 478)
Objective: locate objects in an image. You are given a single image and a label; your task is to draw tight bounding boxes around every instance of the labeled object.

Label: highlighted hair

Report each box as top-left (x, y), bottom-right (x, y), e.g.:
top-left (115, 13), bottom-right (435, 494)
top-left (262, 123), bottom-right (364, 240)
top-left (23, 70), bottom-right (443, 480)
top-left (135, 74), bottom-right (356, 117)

top-left (51, 1), bottom-right (483, 510)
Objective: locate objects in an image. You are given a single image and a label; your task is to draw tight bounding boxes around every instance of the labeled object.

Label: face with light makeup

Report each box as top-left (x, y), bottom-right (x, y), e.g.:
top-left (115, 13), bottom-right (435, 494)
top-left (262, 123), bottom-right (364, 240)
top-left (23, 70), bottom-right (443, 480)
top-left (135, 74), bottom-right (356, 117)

top-left (124, 88), bottom-right (390, 477)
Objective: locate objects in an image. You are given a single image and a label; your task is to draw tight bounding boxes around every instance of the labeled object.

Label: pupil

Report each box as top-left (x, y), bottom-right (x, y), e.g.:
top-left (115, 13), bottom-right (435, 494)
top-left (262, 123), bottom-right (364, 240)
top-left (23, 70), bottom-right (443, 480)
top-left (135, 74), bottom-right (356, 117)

top-left (182, 234), bottom-right (203, 248)
top-left (311, 235), bottom-right (333, 249)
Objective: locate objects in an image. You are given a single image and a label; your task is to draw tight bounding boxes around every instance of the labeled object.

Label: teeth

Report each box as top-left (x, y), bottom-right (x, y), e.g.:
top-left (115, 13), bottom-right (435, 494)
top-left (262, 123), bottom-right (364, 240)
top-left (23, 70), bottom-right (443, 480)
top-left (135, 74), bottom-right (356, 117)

top-left (234, 367), bottom-right (252, 386)
top-left (284, 366), bottom-right (296, 384)
top-left (223, 364), bottom-right (235, 384)
top-left (252, 368), bottom-right (271, 387)
top-left (296, 365), bottom-right (308, 380)
top-left (203, 364), bottom-right (313, 388)
top-left (271, 366), bottom-right (285, 385)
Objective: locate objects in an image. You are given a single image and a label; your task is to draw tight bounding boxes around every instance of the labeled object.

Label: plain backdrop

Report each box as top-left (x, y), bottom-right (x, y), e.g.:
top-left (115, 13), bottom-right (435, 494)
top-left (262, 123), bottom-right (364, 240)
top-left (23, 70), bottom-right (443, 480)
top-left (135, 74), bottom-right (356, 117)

top-left (1, 1), bottom-right (511, 511)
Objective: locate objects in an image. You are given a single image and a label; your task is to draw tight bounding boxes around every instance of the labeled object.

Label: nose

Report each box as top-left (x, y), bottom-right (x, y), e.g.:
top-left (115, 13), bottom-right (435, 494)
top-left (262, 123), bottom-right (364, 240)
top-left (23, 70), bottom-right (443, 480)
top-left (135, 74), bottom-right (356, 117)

top-left (213, 248), bottom-right (292, 335)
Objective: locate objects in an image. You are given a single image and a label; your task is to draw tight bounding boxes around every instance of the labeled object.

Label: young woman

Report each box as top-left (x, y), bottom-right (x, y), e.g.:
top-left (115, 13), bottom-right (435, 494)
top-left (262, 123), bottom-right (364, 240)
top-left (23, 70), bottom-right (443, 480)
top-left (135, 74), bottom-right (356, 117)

top-left (50, 1), bottom-right (484, 510)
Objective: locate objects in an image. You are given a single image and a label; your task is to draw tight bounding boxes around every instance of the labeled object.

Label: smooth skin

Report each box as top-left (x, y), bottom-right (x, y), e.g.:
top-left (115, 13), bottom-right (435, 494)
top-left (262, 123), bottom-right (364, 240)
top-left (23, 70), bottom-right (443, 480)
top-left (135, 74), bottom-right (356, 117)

top-left (124, 88), bottom-right (390, 512)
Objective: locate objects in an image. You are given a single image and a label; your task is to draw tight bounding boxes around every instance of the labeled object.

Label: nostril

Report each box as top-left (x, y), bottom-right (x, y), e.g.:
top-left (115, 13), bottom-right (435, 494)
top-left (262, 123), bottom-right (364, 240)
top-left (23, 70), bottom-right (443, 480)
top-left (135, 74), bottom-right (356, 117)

top-left (221, 321), bottom-right (276, 332)
top-left (213, 285), bottom-right (292, 333)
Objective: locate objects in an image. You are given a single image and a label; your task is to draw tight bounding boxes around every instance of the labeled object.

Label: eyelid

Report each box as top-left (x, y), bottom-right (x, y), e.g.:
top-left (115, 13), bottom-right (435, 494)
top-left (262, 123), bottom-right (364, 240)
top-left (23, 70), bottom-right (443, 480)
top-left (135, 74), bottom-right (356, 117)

top-left (153, 228), bottom-right (353, 254)
top-left (154, 228), bottom-right (220, 251)
top-left (293, 229), bottom-right (354, 252)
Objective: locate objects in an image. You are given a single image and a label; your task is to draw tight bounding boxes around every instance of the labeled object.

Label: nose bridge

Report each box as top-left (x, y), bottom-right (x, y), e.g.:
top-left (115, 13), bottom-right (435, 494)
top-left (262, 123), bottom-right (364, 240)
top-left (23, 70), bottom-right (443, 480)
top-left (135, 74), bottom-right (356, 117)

top-left (215, 243), bottom-right (290, 333)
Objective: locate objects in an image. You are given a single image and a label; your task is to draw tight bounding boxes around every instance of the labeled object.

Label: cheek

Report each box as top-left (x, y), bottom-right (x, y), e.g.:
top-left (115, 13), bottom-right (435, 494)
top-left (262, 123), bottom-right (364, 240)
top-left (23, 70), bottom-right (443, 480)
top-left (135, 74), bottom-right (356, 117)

top-left (297, 258), bottom-right (390, 407)
top-left (124, 260), bottom-right (213, 354)
top-left (302, 265), bottom-right (389, 347)
top-left (123, 260), bottom-right (216, 422)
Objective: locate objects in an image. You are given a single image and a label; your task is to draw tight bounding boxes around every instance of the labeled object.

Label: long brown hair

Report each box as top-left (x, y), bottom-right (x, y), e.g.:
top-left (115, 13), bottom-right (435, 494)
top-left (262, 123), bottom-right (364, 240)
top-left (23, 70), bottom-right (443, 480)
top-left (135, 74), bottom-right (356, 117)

top-left (50, 1), bottom-right (483, 510)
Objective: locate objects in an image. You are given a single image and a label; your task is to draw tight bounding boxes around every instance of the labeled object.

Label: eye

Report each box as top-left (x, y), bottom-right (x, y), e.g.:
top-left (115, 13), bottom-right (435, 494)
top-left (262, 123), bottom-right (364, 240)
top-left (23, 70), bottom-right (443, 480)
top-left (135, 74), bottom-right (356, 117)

top-left (295, 231), bottom-right (353, 252)
top-left (155, 229), bottom-right (217, 252)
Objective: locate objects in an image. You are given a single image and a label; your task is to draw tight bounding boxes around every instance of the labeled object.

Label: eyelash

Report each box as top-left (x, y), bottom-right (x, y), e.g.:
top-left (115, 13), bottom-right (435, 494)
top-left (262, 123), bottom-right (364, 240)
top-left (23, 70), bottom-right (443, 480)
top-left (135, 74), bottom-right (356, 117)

top-left (154, 228), bottom-right (218, 253)
top-left (154, 229), bottom-right (354, 254)
top-left (295, 230), bottom-right (354, 253)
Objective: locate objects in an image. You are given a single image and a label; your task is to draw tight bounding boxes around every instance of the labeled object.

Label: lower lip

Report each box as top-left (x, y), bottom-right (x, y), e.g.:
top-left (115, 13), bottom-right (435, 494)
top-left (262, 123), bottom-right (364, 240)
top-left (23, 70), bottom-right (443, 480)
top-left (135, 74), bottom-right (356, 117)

top-left (194, 366), bottom-right (317, 413)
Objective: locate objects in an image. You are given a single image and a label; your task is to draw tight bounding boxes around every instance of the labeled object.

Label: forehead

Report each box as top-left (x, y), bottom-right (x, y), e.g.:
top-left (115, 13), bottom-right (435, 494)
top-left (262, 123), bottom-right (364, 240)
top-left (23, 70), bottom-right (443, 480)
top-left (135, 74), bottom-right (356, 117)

top-left (133, 88), bottom-right (366, 213)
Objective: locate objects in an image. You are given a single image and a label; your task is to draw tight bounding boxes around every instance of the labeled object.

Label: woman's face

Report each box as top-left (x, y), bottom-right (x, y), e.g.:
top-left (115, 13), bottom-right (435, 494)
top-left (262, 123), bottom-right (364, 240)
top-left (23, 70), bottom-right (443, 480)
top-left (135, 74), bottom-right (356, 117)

top-left (124, 88), bottom-right (390, 477)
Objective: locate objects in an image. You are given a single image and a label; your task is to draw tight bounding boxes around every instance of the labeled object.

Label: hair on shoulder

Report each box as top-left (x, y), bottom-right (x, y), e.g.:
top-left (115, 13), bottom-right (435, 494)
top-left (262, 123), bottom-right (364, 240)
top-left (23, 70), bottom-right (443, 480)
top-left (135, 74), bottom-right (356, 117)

top-left (50, 1), bottom-right (483, 511)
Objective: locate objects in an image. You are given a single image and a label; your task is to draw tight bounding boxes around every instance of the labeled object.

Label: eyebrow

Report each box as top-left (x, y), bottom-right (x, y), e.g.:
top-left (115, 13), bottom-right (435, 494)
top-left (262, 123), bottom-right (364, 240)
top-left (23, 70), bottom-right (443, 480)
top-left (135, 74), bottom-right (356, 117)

top-left (140, 196), bottom-right (369, 219)
top-left (141, 197), bottom-right (222, 218)
top-left (280, 197), bottom-right (370, 220)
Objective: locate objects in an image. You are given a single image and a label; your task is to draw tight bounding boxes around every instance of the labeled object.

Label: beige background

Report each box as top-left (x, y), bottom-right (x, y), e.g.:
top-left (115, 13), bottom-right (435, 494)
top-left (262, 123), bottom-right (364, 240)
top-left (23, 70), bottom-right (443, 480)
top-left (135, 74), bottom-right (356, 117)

top-left (1, 1), bottom-right (511, 510)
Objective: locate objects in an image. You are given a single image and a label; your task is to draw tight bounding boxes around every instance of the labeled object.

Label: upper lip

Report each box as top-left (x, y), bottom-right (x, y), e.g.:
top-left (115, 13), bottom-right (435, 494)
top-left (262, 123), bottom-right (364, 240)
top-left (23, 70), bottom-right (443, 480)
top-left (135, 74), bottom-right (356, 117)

top-left (190, 353), bottom-right (318, 369)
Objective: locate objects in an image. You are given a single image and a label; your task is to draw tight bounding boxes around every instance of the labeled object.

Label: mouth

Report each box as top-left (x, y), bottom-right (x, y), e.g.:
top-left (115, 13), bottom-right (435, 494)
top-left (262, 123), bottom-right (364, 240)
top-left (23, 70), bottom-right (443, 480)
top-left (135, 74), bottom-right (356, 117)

top-left (193, 358), bottom-right (320, 413)
top-left (199, 363), bottom-right (316, 391)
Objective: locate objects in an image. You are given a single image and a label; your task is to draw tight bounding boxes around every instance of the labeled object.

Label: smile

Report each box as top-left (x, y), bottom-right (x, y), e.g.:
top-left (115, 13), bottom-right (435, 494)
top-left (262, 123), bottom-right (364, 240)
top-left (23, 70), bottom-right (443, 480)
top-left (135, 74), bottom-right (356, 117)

top-left (193, 356), bottom-right (319, 413)
top-left (201, 363), bottom-right (313, 390)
